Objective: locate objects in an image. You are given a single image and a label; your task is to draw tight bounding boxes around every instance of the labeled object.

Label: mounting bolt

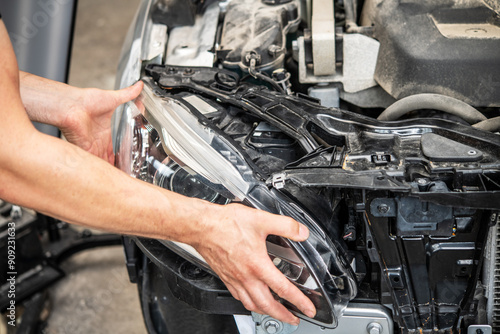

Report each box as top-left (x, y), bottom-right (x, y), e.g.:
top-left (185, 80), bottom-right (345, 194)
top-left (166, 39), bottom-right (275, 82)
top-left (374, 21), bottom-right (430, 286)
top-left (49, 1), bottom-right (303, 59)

top-left (268, 44), bottom-right (281, 57)
top-left (264, 320), bottom-right (281, 334)
top-left (416, 178), bottom-right (431, 192)
top-left (417, 178), bottom-right (428, 185)
top-left (367, 322), bottom-right (383, 334)
top-left (377, 204), bottom-right (390, 214)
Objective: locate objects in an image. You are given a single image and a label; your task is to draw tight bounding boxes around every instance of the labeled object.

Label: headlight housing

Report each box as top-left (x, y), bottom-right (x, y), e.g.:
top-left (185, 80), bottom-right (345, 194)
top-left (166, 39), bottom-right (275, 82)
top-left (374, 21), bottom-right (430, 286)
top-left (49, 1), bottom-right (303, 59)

top-left (114, 78), bottom-right (357, 328)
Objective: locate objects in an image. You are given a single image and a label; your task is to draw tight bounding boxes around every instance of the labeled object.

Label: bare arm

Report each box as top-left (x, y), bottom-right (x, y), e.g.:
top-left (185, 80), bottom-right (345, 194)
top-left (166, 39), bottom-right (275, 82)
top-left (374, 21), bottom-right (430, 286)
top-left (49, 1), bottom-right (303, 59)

top-left (19, 70), bottom-right (143, 164)
top-left (0, 21), bottom-right (315, 324)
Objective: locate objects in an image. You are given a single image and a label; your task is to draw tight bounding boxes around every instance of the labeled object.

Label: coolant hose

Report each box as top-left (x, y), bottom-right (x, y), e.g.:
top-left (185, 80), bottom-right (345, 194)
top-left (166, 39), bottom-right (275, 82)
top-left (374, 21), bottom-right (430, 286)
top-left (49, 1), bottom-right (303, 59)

top-left (473, 116), bottom-right (500, 133)
top-left (377, 93), bottom-right (487, 124)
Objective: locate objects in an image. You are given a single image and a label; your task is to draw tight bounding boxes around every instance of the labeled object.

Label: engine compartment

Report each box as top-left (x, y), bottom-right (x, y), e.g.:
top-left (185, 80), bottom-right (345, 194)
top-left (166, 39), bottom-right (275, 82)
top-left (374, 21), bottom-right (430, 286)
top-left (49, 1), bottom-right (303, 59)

top-left (115, 0), bottom-right (500, 333)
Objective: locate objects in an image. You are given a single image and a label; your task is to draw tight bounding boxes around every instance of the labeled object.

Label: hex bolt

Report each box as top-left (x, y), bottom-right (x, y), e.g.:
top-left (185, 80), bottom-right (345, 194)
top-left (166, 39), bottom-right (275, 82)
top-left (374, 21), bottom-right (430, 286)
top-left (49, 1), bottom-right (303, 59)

top-left (268, 44), bottom-right (281, 57)
top-left (377, 204), bottom-right (390, 214)
top-left (264, 320), bottom-right (281, 334)
top-left (416, 178), bottom-right (431, 192)
top-left (367, 322), bottom-right (383, 334)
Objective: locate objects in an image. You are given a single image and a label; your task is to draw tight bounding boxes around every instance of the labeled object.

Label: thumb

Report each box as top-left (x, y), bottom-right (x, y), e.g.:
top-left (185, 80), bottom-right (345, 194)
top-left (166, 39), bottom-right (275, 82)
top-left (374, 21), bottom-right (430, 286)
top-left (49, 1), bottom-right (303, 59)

top-left (114, 81), bottom-right (144, 105)
top-left (263, 214), bottom-right (310, 242)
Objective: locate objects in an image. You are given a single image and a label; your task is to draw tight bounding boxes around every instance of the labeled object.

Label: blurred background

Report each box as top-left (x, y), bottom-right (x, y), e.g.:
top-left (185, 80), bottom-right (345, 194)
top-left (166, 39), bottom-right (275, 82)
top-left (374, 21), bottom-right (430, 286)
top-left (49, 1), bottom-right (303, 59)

top-left (0, 0), bottom-right (147, 333)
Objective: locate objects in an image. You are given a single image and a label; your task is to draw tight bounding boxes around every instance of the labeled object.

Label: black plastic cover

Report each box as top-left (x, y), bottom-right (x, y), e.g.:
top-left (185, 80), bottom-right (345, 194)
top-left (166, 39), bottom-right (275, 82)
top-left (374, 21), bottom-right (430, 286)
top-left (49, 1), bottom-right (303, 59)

top-left (373, 0), bottom-right (500, 107)
top-left (152, 0), bottom-right (197, 28)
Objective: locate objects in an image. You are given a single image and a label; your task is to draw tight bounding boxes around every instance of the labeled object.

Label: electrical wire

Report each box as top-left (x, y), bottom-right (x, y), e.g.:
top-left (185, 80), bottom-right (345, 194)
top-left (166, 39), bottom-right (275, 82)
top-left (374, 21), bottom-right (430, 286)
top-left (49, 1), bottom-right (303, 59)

top-left (248, 58), bottom-right (285, 94)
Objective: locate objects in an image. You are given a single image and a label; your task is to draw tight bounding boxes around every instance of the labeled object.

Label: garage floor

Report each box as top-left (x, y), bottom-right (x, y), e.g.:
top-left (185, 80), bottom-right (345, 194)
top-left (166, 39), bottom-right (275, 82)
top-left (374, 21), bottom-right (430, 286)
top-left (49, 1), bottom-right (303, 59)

top-left (44, 0), bottom-right (146, 333)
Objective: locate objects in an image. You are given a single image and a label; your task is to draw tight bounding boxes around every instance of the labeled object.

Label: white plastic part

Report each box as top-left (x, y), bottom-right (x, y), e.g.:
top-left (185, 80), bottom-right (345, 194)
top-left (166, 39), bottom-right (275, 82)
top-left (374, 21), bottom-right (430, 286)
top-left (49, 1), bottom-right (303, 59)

top-left (311, 0), bottom-right (336, 76)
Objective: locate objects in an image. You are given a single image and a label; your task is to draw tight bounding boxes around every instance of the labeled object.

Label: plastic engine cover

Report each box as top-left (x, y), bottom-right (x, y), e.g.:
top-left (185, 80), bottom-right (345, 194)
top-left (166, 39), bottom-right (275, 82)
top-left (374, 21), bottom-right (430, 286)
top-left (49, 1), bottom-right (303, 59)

top-left (373, 0), bottom-right (500, 107)
top-left (218, 0), bottom-right (300, 71)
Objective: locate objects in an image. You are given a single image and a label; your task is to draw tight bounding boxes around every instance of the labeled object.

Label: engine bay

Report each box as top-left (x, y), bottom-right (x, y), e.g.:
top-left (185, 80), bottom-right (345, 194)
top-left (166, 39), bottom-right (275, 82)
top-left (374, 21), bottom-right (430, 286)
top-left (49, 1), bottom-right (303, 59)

top-left (114, 0), bottom-right (500, 333)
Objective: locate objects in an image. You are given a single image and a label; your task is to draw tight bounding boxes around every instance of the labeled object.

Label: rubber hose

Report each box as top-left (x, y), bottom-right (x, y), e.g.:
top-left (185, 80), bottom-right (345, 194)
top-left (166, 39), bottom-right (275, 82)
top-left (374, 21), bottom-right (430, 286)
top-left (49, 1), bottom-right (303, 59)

top-left (377, 94), bottom-right (487, 124)
top-left (473, 116), bottom-right (500, 132)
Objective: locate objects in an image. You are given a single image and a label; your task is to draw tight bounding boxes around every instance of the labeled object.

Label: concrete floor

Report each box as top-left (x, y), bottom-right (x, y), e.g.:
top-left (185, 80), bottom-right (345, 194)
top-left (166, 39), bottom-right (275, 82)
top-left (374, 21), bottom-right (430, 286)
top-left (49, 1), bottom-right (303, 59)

top-left (44, 0), bottom-right (147, 333)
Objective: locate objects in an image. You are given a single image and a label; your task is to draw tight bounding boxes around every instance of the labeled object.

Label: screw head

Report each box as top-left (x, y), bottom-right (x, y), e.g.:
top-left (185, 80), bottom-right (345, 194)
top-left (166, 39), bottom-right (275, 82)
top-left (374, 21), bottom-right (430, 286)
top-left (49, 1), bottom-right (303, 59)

top-left (264, 320), bottom-right (281, 334)
top-left (367, 322), bottom-right (382, 334)
top-left (377, 204), bottom-right (390, 214)
top-left (268, 44), bottom-right (281, 57)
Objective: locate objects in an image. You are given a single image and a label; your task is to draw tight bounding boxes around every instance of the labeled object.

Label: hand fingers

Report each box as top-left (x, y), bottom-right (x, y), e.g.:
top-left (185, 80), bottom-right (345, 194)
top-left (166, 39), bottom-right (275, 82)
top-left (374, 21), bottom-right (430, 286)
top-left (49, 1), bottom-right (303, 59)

top-left (114, 81), bottom-right (143, 105)
top-left (246, 281), bottom-right (300, 326)
top-left (259, 213), bottom-right (309, 242)
top-left (225, 281), bottom-right (240, 301)
top-left (230, 283), bottom-right (259, 314)
top-left (222, 267), bottom-right (302, 325)
top-left (262, 261), bottom-right (316, 318)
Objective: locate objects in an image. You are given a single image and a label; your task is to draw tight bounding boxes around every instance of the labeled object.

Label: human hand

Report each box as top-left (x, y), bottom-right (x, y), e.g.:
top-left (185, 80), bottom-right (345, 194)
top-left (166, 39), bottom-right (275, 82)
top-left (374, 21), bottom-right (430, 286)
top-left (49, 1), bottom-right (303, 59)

top-left (189, 203), bottom-right (317, 325)
top-left (19, 72), bottom-right (144, 163)
top-left (60, 81), bottom-right (144, 163)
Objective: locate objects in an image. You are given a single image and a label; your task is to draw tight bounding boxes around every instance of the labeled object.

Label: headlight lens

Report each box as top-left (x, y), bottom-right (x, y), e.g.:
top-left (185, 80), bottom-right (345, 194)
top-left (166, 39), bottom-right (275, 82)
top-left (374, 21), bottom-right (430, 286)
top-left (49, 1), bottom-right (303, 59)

top-left (114, 78), bottom-right (357, 328)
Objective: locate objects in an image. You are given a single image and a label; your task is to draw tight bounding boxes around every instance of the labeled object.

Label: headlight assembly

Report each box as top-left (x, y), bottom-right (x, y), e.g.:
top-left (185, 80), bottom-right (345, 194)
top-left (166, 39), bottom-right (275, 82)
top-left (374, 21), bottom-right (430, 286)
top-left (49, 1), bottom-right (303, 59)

top-left (114, 78), bottom-right (357, 328)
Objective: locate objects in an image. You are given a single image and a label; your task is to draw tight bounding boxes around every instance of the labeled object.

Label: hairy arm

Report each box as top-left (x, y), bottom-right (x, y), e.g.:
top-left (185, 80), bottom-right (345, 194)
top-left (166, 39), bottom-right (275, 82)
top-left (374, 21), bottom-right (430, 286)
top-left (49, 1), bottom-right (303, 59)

top-left (0, 21), bottom-right (315, 324)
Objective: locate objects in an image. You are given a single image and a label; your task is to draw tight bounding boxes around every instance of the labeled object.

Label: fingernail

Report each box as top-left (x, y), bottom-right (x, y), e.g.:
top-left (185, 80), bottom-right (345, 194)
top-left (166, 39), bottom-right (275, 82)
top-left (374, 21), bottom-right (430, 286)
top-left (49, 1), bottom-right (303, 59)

top-left (299, 224), bottom-right (309, 240)
top-left (291, 318), bottom-right (300, 326)
top-left (305, 309), bottom-right (316, 318)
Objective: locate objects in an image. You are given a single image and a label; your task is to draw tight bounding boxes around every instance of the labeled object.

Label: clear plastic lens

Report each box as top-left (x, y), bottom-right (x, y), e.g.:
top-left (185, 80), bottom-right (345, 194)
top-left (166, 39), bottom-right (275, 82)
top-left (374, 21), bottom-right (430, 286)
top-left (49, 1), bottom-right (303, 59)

top-left (170, 168), bottom-right (220, 202)
top-left (138, 80), bottom-right (255, 201)
top-left (267, 236), bottom-right (318, 290)
top-left (114, 79), bottom-right (357, 328)
top-left (116, 102), bottom-right (229, 206)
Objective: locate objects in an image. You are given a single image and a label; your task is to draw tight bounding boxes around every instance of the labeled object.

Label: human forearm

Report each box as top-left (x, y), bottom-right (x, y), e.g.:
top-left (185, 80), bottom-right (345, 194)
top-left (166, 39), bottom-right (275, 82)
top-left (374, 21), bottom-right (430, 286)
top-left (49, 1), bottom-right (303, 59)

top-left (18, 71), bottom-right (79, 128)
top-left (2, 21), bottom-right (316, 324)
top-left (0, 122), bottom-right (315, 323)
top-left (19, 71), bottom-right (143, 163)
top-left (3, 37), bottom-right (201, 242)
top-left (0, 128), bottom-right (211, 242)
